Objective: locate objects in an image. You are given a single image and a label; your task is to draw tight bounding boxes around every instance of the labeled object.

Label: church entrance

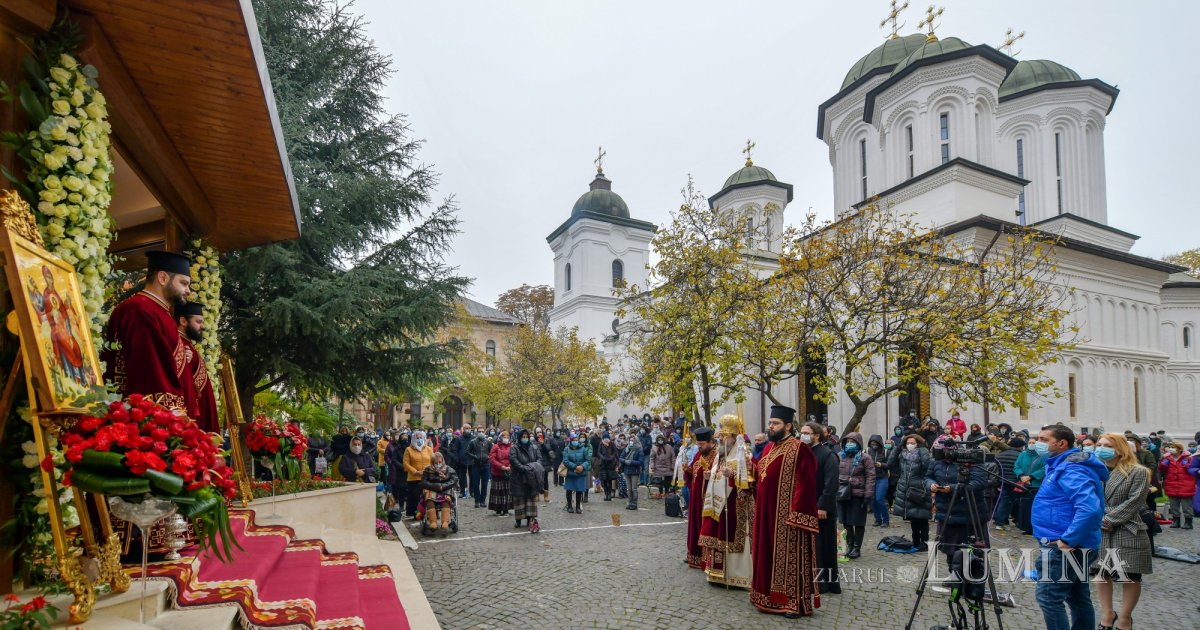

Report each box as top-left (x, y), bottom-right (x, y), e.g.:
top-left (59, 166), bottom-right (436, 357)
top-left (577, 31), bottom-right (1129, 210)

top-left (441, 396), bottom-right (464, 429)
top-left (798, 358), bottom-right (828, 424)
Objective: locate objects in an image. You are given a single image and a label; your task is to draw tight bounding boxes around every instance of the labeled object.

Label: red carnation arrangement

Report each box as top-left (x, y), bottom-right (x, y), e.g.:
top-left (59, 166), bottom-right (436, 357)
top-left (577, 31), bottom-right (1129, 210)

top-left (245, 415), bottom-right (308, 479)
top-left (59, 394), bottom-right (239, 561)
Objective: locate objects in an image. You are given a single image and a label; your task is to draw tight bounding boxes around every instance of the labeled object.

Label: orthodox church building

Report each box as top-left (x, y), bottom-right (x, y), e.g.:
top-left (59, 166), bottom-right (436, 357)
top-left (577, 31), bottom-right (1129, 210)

top-left (548, 27), bottom-right (1200, 438)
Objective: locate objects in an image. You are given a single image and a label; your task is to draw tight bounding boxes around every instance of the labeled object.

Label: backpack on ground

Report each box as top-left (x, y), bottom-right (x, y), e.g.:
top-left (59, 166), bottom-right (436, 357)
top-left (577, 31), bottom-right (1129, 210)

top-left (878, 535), bottom-right (918, 553)
top-left (665, 492), bottom-right (683, 518)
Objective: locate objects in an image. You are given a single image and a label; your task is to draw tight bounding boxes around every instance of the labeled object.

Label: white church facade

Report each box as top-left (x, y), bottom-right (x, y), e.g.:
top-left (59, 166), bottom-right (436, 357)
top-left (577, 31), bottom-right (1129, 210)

top-left (548, 30), bottom-right (1200, 439)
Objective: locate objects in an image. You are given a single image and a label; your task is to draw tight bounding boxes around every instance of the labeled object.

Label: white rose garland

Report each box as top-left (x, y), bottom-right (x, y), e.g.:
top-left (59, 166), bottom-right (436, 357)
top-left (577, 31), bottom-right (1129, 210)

top-left (186, 238), bottom-right (222, 395)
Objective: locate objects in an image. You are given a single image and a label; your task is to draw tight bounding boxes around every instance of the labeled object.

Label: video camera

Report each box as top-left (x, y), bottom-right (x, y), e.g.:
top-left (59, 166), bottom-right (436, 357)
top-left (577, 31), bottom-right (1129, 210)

top-left (931, 437), bottom-right (994, 465)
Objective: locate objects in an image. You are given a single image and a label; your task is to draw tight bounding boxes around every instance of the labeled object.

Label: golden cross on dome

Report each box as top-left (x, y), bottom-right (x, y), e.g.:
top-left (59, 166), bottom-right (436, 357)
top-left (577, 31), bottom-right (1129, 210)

top-left (879, 0), bottom-right (910, 40)
top-left (743, 139), bottom-right (756, 166)
top-left (594, 145), bottom-right (606, 174)
top-left (999, 27), bottom-right (1025, 56)
top-left (917, 4), bottom-right (944, 42)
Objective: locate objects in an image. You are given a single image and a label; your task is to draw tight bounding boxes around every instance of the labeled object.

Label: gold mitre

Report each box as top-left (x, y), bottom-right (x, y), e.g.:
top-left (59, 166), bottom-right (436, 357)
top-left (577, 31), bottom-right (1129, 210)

top-left (716, 414), bottom-right (744, 438)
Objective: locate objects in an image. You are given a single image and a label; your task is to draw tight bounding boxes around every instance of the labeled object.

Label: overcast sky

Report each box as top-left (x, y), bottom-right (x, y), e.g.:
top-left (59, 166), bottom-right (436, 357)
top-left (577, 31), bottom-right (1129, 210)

top-left (356, 0), bottom-right (1199, 306)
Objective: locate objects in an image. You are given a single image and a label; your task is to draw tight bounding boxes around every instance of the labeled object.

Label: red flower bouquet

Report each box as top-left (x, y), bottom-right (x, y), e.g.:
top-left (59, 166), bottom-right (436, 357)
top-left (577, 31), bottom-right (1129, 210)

top-left (60, 395), bottom-right (240, 561)
top-left (245, 415), bottom-right (308, 480)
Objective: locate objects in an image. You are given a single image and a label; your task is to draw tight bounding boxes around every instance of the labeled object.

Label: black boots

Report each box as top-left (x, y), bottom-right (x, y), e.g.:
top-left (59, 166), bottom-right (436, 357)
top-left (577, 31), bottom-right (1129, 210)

top-left (847, 526), bottom-right (864, 559)
top-left (575, 492), bottom-right (583, 514)
top-left (1171, 517), bottom-right (1181, 529)
top-left (566, 491), bottom-right (575, 513)
top-left (1185, 517), bottom-right (1194, 530)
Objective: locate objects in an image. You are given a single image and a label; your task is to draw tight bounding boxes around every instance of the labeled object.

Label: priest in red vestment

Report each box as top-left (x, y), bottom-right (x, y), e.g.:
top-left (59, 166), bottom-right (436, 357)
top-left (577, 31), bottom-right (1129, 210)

top-left (683, 426), bottom-right (715, 569)
top-left (175, 302), bottom-right (219, 432)
top-left (751, 405), bottom-right (821, 618)
top-left (103, 251), bottom-right (193, 414)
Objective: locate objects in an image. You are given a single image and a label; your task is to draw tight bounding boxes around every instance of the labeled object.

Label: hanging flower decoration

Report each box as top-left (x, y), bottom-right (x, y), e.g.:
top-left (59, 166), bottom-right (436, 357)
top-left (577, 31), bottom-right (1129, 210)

top-left (2, 47), bottom-right (115, 351)
top-left (185, 238), bottom-right (222, 393)
top-left (245, 415), bottom-right (308, 480)
top-left (59, 395), bottom-right (240, 561)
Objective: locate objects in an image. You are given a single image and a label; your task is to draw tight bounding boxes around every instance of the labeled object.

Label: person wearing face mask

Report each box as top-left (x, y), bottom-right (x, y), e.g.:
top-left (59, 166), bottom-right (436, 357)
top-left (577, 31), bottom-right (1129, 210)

top-left (621, 431), bottom-right (646, 510)
top-left (596, 436), bottom-right (621, 501)
top-left (1030, 424), bottom-right (1108, 630)
top-left (562, 433), bottom-right (591, 513)
top-left (867, 435), bottom-right (890, 528)
top-left (1157, 440), bottom-right (1195, 529)
top-left (1013, 435), bottom-right (1047, 535)
top-left (835, 432), bottom-right (874, 559)
top-left (1127, 435), bottom-right (1162, 518)
top-left (508, 429), bottom-right (544, 531)
top-left (889, 434), bottom-right (932, 552)
top-left (803, 422), bottom-right (840, 594)
top-left (1094, 433), bottom-right (1152, 630)
top-left (331, 426), bottom-right (353, 461)
top-left (338, 437), bottom-right (376, 484)
top-left (649, 433), bottom-right (675, 498)
top-left (991, 437), bottom-right (1024, 532)
top-left (401, 430), bottom-right (434, 520)
top-left (487, 431), bottom-right (513, 516)
top-left (614, 433), bottom-right (630, 500)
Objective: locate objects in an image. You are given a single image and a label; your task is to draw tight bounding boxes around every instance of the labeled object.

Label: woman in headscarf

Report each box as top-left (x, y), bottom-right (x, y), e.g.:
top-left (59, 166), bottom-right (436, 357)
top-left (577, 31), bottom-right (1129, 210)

top-left (596, 436), bottom-right (620, 501)
top-left (488, 430), bottom-right (513, 516)
top-left (562, 433), bottom-right (591, 514)
top-left (614, 433), bottom-right (630, 499)
top-left (509, 428), bottom-right (544, 532)
top-left (419, 452), bottom-right (459, 535)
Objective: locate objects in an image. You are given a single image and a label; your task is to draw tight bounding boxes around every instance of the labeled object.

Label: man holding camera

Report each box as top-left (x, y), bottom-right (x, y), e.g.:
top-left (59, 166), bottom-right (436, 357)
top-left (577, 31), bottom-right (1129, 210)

top-left (925, 436), bottom-right (989, 568)
top-left (1031, 424), bottom-right (1108, 630)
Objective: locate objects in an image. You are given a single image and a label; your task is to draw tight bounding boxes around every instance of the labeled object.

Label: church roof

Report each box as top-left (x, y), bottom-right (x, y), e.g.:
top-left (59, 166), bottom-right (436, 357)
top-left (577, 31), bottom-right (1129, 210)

top-left (723, 162), bottom-right (779, 188)
top-left (841, 33), bottom-right (929, 89)
top-left (571, 173), bottom-right (630, 219)
top-left (889, 36), bottom-right (972, 76)
top-left (999, 59), bottom-right (1081, 98)
top-left (459, 297), bottom-right (523, 325)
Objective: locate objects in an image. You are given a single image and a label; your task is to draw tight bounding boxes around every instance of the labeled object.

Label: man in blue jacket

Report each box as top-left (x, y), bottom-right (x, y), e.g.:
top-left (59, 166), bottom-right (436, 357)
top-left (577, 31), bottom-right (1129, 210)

top-left (1031, 423), bottom-right (1109, 630)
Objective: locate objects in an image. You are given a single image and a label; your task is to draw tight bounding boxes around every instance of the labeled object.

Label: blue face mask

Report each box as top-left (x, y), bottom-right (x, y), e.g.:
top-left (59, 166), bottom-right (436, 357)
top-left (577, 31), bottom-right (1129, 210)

top-left (1083, 445), bottom-right (1095, 453)
top-left (1094, 446), bottom-right (1116, 461)
top-left (1033, 442), bottom-right (1051, 457)
top-left (843, 443), bottom-right (860, 455)
top-left (520, 437), bottom-right (530, 445)
top-left (572, 440), bottom-right (581, 447)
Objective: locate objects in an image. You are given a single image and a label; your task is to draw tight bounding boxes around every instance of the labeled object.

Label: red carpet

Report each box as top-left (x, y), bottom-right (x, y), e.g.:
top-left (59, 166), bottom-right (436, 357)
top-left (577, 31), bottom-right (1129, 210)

top-left (127, 509), bottom-right (410, 629)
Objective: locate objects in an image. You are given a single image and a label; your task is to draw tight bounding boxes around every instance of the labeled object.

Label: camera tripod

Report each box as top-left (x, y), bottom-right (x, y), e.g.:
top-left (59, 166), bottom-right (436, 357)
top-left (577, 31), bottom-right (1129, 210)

top-left (904, 466), bottom-right (1006, 630)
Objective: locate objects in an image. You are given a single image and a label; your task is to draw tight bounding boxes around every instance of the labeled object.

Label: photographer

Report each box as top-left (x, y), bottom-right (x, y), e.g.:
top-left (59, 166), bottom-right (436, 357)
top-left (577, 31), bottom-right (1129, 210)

top-left (925, 436), bottom-right (988, 566)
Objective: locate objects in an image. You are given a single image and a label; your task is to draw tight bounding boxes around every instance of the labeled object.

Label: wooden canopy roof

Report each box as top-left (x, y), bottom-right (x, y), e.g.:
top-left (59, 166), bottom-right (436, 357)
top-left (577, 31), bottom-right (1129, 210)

top-left (3, 0), bottom-right (301, 252)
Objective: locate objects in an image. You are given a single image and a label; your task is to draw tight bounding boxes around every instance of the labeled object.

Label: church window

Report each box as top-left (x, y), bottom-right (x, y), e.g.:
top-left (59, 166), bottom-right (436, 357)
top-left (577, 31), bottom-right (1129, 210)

top-left (612, 259), bottom-right (624, 288)
top-left (565, 263), bottom-right (572, 291)
top-left (905, 124), bottom-right (914, 179)
top-left (939, 113), bottom-right (950, 164)
top-left (859, 138), bottom-right (868, 199)
top-left (1055, 132), bottom-right (1064, 214)
top-left (1185, 326), bottom-right (1192, 349)
top-left (763, 213), bottom-right (773, 249)
top-left (1133, 377), bottom-right (1141, 423)
top-left (1016, 138), bottom-right (1027, 224)
top-left (1067, 373), bottom-right (1077, 418)
top-left (485, 339), bottom-right (496, 358)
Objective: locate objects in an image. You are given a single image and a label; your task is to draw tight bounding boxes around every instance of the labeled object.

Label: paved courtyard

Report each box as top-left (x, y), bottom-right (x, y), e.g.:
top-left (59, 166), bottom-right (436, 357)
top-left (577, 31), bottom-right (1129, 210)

top-left (404, 487), bottom-right (1198, 629)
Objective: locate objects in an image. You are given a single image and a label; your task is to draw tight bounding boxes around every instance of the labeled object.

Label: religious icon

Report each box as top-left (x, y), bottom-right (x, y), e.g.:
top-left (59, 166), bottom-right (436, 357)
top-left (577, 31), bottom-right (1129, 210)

top-left (1, 223), bottom-right (103, 412)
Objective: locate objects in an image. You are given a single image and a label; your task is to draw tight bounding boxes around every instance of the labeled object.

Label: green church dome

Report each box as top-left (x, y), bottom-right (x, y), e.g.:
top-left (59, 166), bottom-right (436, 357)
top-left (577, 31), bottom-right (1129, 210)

top-left (842, 34), bottom-right (929, 89)
top-left (571, 173), bottom-right (630, 218)
top-left (889, 36), bottom-right (972, 77)
top-left (999, 59), bottom-right (1082, 98)
top-left (722, 161), bottom-right (779, 189)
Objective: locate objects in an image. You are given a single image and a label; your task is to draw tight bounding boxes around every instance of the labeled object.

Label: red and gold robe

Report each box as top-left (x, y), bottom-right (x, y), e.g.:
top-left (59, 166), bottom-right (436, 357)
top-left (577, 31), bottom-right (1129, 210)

top-left (179, 335), bottom-right (219, 432)
top-left (683, 450), bottom-right (713, 569)
top-left (699, 449), bottom-right (755, 588)
top-left (750, 436), bottom-right (820, 616)
top-left (102, 292), bottom-right (188, 413)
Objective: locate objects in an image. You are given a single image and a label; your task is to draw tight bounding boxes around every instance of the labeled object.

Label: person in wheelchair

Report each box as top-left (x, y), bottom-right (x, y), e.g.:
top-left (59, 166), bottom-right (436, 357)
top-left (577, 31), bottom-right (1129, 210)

top-left (420, 452), bottom-right (459, 535)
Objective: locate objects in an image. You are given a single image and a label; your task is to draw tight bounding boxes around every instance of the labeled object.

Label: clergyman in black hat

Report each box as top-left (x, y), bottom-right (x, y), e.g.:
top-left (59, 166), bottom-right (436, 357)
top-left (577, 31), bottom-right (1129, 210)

top-left (174, 302), bottom-right (219, 432)
top-left (684, 424), bottom-right (717, 569)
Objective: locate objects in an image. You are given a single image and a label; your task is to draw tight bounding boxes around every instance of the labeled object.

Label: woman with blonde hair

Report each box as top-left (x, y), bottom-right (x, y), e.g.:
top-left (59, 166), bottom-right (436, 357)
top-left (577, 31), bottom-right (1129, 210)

top-left (1095, 433), bottom-right (1151, 630)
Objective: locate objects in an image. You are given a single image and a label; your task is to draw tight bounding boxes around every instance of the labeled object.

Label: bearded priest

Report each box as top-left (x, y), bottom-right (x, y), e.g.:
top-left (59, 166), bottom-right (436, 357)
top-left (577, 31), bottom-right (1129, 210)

top-left (750, 405), bottom-right (821, 619)
top-left (175, 302), bottom-right (219, 432)
top-left (103, 251), bottom-right (192, 413)
top-left (683, 426), bottom-right (715, 569)
top-left (699, 414), bottom-right (755, 588)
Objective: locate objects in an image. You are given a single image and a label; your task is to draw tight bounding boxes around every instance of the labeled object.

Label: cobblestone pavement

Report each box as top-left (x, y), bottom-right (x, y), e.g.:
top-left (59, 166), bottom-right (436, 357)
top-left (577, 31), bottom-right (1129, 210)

top-left (404, 486), bottom-right (1198, 629)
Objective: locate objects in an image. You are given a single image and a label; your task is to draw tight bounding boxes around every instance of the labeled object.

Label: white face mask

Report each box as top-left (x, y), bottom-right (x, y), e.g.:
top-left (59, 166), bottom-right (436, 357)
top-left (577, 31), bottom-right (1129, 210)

top-left (799, 433), bottom-right (813, 444)
top-left (906, 443), bottom-right (917, 451)
top-left (1167, 447), bottom-right (1179, 455)
top-left (1127, 440), bottom-right (1137, 450)
top-left (350, 445), bottom-right (362, 455)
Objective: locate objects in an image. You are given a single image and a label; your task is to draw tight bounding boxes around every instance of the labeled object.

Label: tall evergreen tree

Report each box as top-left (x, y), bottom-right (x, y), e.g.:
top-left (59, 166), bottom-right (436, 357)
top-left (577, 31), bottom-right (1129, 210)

top-left (222, 0), bottom-right (470, 416)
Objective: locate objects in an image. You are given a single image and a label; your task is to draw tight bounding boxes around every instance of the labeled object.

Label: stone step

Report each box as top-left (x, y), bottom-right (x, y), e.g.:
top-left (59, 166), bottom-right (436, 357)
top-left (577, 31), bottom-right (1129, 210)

top-left (44, 579), bottom-right (169, 627)
top-left (147, 604), bottom-right (240, 630)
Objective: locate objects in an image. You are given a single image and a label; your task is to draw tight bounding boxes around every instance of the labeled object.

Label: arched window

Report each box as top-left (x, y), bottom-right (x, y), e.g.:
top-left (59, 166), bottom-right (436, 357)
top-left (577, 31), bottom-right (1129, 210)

top-left (485, 339), bottom-right (496, 358)
top-left (1185, 326), bottom-right (1192, 349)
top-left (763, 212), bottom-right (774, 250)
top-left (612, 259), bottom-right (624, 288)
top-left (565, 263), bottom-right (572, 291)
top-left (939, 112), bottom-right (951, 164)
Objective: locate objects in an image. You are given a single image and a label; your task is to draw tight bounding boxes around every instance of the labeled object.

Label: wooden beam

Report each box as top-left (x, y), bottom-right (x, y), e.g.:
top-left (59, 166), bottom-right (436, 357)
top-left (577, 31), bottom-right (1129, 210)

top-left (0, 0), bottom-right (55, 36)
top-left (74, 15), bottom-right (216, 238)
top-left (109, 218), bottom-right (164, 253)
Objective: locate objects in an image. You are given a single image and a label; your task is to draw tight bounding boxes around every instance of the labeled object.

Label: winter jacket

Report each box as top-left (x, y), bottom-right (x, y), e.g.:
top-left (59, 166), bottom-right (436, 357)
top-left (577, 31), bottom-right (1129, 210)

top-left (890, 446), bottom-right (932, 521)
top-left (596, 442), bottom-right (621, 481)
top-left (1013, 448), bottom-right (1047, 490)
top-left (489, 442), bottom-right (512, 478)
top-left (562, 444), bottom-right (590, 478)
top-left (402, 444), bottom-right (434, 482)
top-left (837, 432), bottom-right (875, 500)
top-left (385, 440), bottom-right (407, 487)
top-left (995, 447), bottom-right (1020, 486)
top-left (1031, 447), bottom-right (1109, 549)
top-left (621, 443), bottom-right (645, 476)
top-left (867, 434), bottom-right (889, 480)
top-left (419, 464), bottom-right (459, 495)
top-left (453, 433), bottom-right (473, 469)
top-left (925, 459), bottom-right (986, 525)
top-left (509, 441), bottom-right (543, 498)
top-left (649, 443), bottom-right (675, 477)
top-left (338, 449), bottom-right (376, 482)
top-left (1159, 453), bottom-right (1196, 497)
top-left (946, 417), bottom-right (967, 438)
top-left (545, 436), bottom-right (565, 466)
top-left (467, 435), bottom-right (491, 467)
top-left (638, 433), bottom-right (652, 457)
top-left (812, 442), bottom-right (840, 514)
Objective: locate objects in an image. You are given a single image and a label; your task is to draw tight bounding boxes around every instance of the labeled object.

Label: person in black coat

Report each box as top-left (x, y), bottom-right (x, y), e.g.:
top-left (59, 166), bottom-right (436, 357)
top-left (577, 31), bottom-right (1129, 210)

top-left (546, 431), bottom-right (566, 486)
top-left (453, 427), bottom-right (474, 498)
top-left (330, 426), bottom-right (352, 460)
top-left (803, 421), bottom-right (842, 595)
top-left (926, 450), bottom-right (988, 567)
